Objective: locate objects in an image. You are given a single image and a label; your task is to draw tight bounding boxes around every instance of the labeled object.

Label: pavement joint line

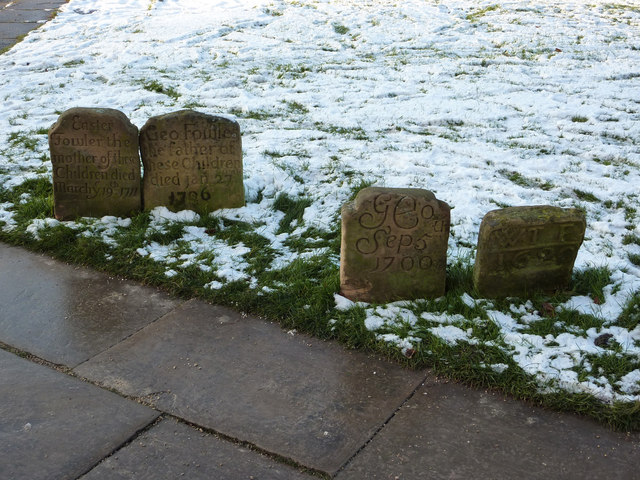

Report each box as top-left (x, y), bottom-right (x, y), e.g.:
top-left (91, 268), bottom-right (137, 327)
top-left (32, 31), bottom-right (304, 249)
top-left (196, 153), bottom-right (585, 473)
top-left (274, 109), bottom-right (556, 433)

top-left (72, 410), bottom-right (331, 480)
top-left (0, 290), bottom-right (428, 478)
top-left (83, 376), bottom-right (332, 479)
top-left (332, 370), bottom-right (434, 478)
top-left (0, 339), bottom-right (74, 375)
top-left (0, 340), bottom-right (325, 477)
top-left (164, 414), bottom-right (332, 480)
top-left (71, 297), bottom-right (190, 371)
top-left (73, 415), bottom-right (164, 480)
top-left (0, 340), bottom-right (160, 410)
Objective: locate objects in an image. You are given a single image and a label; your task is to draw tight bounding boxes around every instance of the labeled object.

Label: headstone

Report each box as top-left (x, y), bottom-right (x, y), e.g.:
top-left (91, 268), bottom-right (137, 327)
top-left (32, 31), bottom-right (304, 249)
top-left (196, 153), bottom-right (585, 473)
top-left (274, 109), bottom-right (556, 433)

top-left (49, 108), bottom-right (141, 220)
top-left (340, 187), bottom-right (450, 303)
top-left (139, 110), bottom-right (244, 213)
top-left (473, 206), bottom-right (586, 298)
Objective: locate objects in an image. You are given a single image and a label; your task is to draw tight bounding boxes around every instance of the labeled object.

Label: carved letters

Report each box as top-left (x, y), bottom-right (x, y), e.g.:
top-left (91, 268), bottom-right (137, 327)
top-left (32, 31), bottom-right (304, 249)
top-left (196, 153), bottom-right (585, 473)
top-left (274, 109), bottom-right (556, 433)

top-left (473, 206), bottom-right (586, 298)
top-left (49, 108), bottom-right (141, 220)
top-left (47, 108), bottom-right (588, 303)
top-left (340, 187), bottom-right (450, 303)
top-left (140, 110), bottom-right (244, 214)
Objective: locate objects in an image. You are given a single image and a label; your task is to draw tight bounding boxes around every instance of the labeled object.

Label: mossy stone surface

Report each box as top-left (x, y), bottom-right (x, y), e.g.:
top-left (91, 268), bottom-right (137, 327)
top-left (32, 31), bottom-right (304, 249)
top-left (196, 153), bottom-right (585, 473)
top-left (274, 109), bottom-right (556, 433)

top-left (340, 187), bottom-right (450, 303)
top-left (473, 206), bottom-right (586, 298)
top-left (140, 110), bottom-right (244, 214)
top-left (49, 107), bottom-right (141, 220)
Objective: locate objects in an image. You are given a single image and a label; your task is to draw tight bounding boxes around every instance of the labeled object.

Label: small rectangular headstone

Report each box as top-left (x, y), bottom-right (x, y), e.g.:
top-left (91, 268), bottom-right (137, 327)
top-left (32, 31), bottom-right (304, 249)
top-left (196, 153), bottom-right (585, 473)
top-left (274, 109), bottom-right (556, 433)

top-left (139, 110), bottom-right (244, 214)
top-left (473, 206), bottom-right (586, 298)
top-left (340, 187), bottom-right (450, 303)
top-left (49, 108), bottom-right (141, 220)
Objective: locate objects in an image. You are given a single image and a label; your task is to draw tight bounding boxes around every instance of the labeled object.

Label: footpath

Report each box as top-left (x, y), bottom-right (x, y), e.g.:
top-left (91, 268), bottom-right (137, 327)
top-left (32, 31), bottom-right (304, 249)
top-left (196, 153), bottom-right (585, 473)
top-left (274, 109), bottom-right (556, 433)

top-left (1, 1), bottom-right (639, 478)
top-left (0, 0), bottom-right (64, 51)
top-left (1, 245), bottom-right (639, 480)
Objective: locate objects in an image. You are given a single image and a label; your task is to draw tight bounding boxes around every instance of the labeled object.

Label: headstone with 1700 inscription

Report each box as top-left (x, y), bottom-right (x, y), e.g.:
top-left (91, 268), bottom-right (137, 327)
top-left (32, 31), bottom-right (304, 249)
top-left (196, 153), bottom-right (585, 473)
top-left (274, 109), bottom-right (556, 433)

top-left (340, 187), bottom-right (450, 303)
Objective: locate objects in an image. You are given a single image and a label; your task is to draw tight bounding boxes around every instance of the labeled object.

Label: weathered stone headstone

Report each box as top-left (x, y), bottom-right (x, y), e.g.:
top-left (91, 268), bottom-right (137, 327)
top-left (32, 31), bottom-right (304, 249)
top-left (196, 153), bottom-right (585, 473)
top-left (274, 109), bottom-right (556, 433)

top-left (139, 110), bottom-right (244, 213)
top-left (473, 206), bottom-right (586, 298)
top-left (49, 108), bottom-right (141, 220)
top-left (340, 187), bottom-right (450, 303)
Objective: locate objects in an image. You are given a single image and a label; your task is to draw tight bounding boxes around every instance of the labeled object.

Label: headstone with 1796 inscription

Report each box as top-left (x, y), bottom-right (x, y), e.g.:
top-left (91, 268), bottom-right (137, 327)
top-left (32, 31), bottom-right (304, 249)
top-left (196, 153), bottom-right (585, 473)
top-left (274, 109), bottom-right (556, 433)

top-left (340, 187), bottom-right (450, 303)
top-left (139, 110), bottom-right (244, 214)
top-left (49, 108), bottom-right (141, 220)
top-left (473, 206), bottom-right (586, 298)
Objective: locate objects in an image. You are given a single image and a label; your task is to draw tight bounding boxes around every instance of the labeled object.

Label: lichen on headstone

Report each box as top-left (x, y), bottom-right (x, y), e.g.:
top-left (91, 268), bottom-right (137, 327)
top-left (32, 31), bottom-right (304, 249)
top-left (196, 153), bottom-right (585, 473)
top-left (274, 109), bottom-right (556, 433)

top-left (139, 110), bottom-right (244, 214)
top-left (473, 205), bottom-right (586, 298)
top-left (340, 187), bottom-right (450, 303)
top-left (49, 107), bottom-right (141, 220)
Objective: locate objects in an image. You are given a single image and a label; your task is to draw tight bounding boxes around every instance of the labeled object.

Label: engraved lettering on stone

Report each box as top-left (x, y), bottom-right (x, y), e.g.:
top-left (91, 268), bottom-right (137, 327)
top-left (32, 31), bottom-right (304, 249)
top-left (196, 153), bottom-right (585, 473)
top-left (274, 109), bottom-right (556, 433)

top-left (49, 108), bottom-right (141, 220)
top-left (341, 187), bottom-right (450, 303)
top-left (474, 206), bottom-right (586, 298)
top-left (140, 110), bottom-right (244, 213)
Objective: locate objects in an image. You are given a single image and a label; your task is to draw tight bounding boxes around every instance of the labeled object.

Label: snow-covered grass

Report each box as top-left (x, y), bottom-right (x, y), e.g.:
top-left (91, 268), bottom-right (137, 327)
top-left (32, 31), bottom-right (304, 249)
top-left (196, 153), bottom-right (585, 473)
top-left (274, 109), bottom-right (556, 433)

top-left (1, 0), bottom-right (639, 429)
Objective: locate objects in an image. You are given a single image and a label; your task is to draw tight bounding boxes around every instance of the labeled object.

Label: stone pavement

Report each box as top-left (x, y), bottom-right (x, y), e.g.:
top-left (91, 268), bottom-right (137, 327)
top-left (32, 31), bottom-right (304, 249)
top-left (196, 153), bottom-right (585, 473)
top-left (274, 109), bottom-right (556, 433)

top-left (0, 0), bottom-right (66, 51)
top-left (1, 242), bottom-right (639, 479)
top-left (1, 2), bottom-right (640, 478)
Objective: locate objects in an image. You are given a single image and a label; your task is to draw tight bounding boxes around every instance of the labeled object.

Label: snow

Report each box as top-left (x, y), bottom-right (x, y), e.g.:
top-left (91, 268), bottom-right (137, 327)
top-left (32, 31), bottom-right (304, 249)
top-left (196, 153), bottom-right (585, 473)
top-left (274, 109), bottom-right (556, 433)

top-left (149, 207), bottom-right (200, 229)
top-left (429, 325), bottom-right (477, 346)
top-left (1, 0), bottom-right (640, 404)
top-left (0, 202), bottom-right (17, 232)
top-left (334, 293), bottom-right (362, 311)
top-left (26, 218), bottom-right (61, 240)
top-left (618, 370), bottom-right (640, 395)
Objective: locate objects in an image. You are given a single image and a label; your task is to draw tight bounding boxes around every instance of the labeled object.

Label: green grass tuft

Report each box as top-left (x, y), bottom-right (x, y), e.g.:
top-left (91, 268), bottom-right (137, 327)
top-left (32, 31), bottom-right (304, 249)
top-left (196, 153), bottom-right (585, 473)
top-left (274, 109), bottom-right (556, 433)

top-left (572, 266), bottom-right (611, 300)
top-left (141, 80), bottom-right (180, 99)
top-left (333, 24), bottom-right (350, 35)
top-left (273, 193), bottom-right (313, 234)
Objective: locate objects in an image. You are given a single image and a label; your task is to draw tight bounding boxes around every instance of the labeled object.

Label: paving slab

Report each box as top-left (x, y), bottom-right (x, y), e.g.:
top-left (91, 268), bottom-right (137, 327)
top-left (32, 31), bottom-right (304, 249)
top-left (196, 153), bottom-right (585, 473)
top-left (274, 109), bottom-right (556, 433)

top-left (3, 0), bottom-right (66, 8)
top-left (0, 37), bottom-right (14, 49)
top-left (0, 9), bottom-right (50, 23)
top-left (0, 20), bottom-right (40, 41)
top-left (0, 243), bottom-right (181, 367)
top-left (0, 0), bottom-right (67, 50)
top-left (336, 377), bottom-right (640, 480)
top-left (75, 299), bottom-right (427, 475)
top-left (81, 418), bottom-right (317, 480)
top-left (0, 348), bottom-right (159, 480)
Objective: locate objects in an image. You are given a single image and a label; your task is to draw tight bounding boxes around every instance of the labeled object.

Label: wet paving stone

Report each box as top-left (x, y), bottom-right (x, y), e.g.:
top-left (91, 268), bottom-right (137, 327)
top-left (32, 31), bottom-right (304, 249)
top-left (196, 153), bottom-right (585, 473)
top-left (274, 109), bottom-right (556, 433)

top-left (0, 244), bottom-right (181, 367)
top-left (336, 377), bottom-right (640, 480)
top-left (0, 348), bottom-right (158, 480)
top-left (81, 418), bottom-right (317, 480)
top-left (75, 299), bottom-right (427, 475)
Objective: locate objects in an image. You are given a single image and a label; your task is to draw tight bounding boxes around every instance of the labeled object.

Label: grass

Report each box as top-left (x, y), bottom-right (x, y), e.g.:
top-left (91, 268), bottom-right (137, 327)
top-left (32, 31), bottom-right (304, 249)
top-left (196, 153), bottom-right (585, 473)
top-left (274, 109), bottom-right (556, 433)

top-left (571, 115), bottom-right (589, 123)
top-left (62, 59), bottom-right (85, 68)
top-left (572, 266), bottom-right (611, 300)
top-left (272, 193), bottom-right (313, 234)
top-left (573, 189), bottom-right (601, 203)
top-left (229, 107), bottom-right (278, 121)
top-left (1, 0), bottom-right (639, 432)
top-left (498, 169), bottom-right (554, 190)
top-left (1, 187), bottom-right (639, 431)
top-left (313, 122), bottom-right (369, 140)
top-left (622, 233), bottom-right (640, 246)
top-left (274, 63), bottom-right (312, 80)
top-left (284, 100), bottom-right (309, 114)
top-left (140, 80), bottom-right (180, 100)
top-left (466, 4), bottom-right (500, 22)
top-left (333, 23), bottom-right (350, 35)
